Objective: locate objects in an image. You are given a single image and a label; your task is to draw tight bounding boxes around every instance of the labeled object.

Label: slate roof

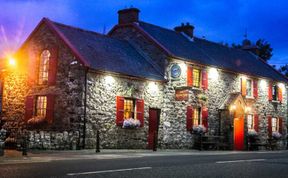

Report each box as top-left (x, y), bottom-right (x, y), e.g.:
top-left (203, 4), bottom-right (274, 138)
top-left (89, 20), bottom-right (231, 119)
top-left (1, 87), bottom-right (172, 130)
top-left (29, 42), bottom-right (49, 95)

top-left (50, 21), bottom-right (164, 81)
top-left (139, 22), bottom-right (288, 82)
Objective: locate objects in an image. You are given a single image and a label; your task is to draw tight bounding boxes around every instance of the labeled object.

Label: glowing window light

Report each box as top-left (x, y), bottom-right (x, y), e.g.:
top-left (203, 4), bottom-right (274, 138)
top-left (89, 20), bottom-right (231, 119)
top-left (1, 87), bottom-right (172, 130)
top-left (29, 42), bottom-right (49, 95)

top-left (260, 79), bottom-right (267, 89)
top-left (208, 67), bottom-right (219, 80)
top-left (278, 83), bottom-right (285, 94)
top-left (148, 82), bottom-right (158, 93)
top-left (104, 75), bottom-right (115, 85)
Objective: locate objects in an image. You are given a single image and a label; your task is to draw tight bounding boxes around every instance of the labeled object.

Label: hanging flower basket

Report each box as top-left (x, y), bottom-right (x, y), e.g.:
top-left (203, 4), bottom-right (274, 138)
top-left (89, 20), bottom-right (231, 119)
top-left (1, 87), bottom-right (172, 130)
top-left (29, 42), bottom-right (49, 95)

top-left (122, 118), bottom-right (140, 129)
top-left (192, 125), bottom-right (207, 135)
top-left (272, 131), bottom-right (282, 140)
top-left (197, 94), bottom-right (208, 106)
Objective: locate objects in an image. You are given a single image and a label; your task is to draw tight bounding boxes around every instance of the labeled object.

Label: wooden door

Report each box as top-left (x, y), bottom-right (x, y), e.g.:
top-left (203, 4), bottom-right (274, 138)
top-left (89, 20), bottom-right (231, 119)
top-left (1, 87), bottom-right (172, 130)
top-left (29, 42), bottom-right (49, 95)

top-left (147, 108), bottom-right (160, 150)
top-left (234, 117), bottom-right (244, 150)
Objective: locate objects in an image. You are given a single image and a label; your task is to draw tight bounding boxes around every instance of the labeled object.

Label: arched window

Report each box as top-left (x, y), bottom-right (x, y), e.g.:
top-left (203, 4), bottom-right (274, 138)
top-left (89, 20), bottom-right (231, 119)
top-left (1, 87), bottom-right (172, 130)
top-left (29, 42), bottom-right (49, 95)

top-left (39, 50), bottom-right (50, 84)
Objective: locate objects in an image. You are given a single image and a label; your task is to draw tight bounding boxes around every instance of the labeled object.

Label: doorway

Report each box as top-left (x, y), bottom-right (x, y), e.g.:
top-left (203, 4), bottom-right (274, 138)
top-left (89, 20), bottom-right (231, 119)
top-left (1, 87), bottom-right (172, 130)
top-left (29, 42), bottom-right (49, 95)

top-left (234, 117), bottom-right (244, 150)
top-left (147, 108), bottom-right (160, 150)
top-left (233, 100), bottom-right (245, 150)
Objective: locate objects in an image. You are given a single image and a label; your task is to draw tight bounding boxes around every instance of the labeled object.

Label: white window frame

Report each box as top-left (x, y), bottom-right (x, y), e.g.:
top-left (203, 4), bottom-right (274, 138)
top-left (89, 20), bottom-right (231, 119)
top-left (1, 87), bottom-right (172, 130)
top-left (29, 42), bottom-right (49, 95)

top-left (246, 79), bottom-right (253, 98)
top-left (271, 117), bottom-right (278, 132)
top-left (247, 114), bottom-right (254, 131)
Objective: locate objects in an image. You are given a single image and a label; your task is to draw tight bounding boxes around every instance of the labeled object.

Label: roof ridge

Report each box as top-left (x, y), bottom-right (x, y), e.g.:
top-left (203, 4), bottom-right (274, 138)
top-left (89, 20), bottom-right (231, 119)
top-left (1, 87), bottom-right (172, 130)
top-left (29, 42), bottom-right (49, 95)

top-left (47, 18), bottom-right (104, 37)
top-left (140, 21), bottom-right (247, 52)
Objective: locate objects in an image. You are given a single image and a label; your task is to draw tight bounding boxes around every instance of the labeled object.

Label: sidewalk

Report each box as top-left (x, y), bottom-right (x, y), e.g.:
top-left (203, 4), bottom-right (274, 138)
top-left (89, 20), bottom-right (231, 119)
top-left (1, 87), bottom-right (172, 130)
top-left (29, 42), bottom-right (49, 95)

top-left (1, 149), bottom-right (287, 165)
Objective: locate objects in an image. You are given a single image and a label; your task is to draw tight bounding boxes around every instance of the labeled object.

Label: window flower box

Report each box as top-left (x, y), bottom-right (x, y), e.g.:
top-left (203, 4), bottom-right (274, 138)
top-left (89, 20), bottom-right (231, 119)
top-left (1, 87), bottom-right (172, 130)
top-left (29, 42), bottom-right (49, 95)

top-left (272, 131), bottom-right (282, 140)
top-left (192, 125), bottom-right (207, 135)
top-left (27, 116), bottom-right (47, 125)
top-left (122, 118), bottom-right (140, 129)
top-left (247, 129), bottom-right (258, 138)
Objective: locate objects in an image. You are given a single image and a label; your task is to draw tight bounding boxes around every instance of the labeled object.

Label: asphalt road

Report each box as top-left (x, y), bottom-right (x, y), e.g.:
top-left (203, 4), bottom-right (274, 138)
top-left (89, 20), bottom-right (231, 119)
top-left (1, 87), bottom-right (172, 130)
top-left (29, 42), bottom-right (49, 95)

top-left (1, 151), bottom-right (288, 178)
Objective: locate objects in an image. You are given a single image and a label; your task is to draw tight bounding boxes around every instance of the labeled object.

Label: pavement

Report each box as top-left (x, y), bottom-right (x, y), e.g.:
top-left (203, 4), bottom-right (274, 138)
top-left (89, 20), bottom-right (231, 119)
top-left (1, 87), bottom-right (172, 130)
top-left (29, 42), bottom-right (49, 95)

top-left (1, 149), bottom-right (288, 178)
top-left (1, 148), bottom-right (287, 164)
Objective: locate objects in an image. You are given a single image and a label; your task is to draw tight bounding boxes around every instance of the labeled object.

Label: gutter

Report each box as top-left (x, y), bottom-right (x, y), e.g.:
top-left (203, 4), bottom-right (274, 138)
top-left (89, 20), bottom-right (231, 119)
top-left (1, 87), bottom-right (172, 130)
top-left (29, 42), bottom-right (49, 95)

top-left (82, 67), bottom-right (89, 149)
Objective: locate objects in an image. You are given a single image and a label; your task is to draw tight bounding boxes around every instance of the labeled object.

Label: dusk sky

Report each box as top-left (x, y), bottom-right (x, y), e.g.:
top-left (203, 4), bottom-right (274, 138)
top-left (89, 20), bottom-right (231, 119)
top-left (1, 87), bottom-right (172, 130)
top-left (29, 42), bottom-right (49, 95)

top-left (0, 0), bottom-right (287, 67)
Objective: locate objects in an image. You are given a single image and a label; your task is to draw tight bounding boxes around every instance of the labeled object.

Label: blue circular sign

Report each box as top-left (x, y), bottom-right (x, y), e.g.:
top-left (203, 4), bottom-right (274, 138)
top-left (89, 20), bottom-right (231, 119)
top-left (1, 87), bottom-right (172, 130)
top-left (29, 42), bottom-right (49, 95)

top-left (171, 64), bottom-right (181, 78)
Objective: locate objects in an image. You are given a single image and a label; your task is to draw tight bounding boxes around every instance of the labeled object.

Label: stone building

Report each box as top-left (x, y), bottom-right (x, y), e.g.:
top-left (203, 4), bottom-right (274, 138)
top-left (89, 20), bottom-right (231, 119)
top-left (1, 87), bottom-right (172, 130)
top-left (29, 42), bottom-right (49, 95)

top-left (0, 8), bottom-right (287, 150)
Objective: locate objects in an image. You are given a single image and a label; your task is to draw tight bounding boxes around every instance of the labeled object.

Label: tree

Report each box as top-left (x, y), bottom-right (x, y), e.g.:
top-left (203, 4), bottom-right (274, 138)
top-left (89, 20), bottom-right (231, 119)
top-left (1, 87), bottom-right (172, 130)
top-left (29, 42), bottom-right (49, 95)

top-left (256, 39), bottom-right (273, 62)
top-left (231, 39), bottom-right (273, 62)
top-left (278, 65), bottom-right (288, 77)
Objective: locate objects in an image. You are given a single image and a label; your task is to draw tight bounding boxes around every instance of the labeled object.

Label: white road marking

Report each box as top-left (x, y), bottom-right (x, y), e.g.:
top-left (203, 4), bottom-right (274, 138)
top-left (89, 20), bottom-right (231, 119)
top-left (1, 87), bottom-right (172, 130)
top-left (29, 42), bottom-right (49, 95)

top-left (67, 167), bottom-right (152, 176)
top-left (216, 159), bottom-right (266, 164)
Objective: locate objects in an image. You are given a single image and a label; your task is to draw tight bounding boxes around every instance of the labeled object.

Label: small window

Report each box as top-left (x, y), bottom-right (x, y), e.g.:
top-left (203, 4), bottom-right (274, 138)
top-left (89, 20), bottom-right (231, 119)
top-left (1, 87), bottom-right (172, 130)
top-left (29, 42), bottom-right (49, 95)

top-left (272, 117), bottom-right (278, 132)
top-left (193, 108), bottom-right (201, 126)
top-left (272, 85), bottom-right (278, 101)
top-left (247, 114), bottom-right (254, 131)
top-left (246, 79), bottom-right (253, 97)
top-left (35, 96), bottom-right (47, 117)
top-left (38, 50), bottom-right (50, 85)
top-left (124, 98), bottom-right (136, 119)
top-left (193, 69), bottom-right (201, 88)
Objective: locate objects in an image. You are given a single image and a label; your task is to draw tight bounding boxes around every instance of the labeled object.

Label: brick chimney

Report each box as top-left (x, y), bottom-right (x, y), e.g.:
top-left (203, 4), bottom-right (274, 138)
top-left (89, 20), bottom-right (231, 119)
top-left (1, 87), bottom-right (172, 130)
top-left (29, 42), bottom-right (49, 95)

top-left (118, 8), bottom-right (140, 24)
top-left (174, 23), bottom-right (195, 38)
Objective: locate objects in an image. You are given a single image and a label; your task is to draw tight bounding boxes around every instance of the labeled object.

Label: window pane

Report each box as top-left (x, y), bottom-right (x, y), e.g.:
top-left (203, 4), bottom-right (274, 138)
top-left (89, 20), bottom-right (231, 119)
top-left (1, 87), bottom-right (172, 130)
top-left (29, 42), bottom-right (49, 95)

top-left (272, 118), bottom-right (277, 132)
top-left (193, 108), bottom-right (201, 126)
top-left (193, 69), bottom-right (201, 88)
top-left (124, 99), bottom-right (134, 119)
top-left (36, 96), bottom-right (47, 117)
top-left (247, 114), bottom-right (253, 130)
top-left (246, 79), bottom-right (252, 97)
top-left (39, 50), bottom-right (50, 84)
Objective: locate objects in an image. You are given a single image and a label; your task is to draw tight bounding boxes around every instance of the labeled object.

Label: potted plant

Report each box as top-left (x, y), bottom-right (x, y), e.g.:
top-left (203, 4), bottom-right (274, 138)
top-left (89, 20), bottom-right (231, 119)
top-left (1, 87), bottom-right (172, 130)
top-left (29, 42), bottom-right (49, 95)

top-left (122, 118), bottom-right (140, 129)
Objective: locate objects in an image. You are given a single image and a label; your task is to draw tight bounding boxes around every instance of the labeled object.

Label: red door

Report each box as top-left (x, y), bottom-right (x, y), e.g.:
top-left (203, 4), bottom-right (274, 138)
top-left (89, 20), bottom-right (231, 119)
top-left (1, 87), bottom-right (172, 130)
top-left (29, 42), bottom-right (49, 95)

top-left (147, 109), bottom-right (160, 150)
top-left (234, 117), bottom-right (244, 150)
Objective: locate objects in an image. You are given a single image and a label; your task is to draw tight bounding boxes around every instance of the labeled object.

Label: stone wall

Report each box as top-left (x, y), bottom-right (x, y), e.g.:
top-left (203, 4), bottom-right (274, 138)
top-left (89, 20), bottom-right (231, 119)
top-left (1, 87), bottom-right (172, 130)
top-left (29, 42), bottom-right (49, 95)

top-left (85, 72), bottom-right (164, 149)
top-left (1, 23), bottom-right (85, 149)
top-left (159, 59), bottom-right (287, 149)
top-left (2, 71), bottom-right (28, 139)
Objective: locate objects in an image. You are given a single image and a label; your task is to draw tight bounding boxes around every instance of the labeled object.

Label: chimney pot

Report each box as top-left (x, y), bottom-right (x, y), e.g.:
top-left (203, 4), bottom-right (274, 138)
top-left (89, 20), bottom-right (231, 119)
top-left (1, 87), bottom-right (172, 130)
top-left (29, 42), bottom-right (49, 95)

top-left (118, 8), bottom-right (140, 24)
top-left (174, 22), bottom-right (195, 38)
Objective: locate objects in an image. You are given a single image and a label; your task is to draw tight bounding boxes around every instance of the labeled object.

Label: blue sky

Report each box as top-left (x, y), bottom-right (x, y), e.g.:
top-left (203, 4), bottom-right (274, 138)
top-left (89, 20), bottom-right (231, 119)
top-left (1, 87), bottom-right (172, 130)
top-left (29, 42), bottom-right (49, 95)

top-left (0, 0), bottom-right (287, 67)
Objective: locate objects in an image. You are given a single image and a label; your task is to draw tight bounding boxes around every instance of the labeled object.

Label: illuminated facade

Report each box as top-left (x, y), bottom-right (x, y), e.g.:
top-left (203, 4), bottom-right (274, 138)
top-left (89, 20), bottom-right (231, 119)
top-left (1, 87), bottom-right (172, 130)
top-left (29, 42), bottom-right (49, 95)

top-left (0, 8), bottom-right (287, 150)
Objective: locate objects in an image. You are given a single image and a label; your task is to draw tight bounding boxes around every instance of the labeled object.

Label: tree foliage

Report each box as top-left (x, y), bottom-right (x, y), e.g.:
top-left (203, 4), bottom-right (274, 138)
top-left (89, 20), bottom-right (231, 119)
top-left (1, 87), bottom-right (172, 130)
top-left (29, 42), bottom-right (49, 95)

top-left (278, 64), bottom-right (288, 77)
top-left (256, 39), bottom-right (273, 62)
top-left (231, 39), bottom-right (273, 62)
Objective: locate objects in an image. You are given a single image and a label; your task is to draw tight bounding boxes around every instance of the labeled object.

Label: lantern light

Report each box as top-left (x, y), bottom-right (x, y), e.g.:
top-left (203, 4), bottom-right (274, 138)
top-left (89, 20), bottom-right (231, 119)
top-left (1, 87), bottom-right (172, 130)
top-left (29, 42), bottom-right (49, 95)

top-left (208, 67), bottom-right (219, 80)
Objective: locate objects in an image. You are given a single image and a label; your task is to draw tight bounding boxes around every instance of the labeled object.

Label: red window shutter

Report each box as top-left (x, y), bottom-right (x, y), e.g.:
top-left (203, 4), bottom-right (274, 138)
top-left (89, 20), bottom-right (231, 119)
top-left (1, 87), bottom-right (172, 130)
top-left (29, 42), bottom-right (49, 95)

top-left (28, 50), bottom-right (37, 85)
top-left (116, 96), bottom-right (125, 126)
top-left (278, 87), bottom-right (283, 103)
top-left (187, 65), bottom-right (193, 87)
top-left (253, 80), bottom-right (258, 98)
top-left (25, 96), bottom-right (34, 121)
top-left (136, 99), bottom-right (145, 127)
top-left (268, 116), bottom-right (272, 137)
top-left (48, 47), bottom-right (58, 86)
top-left (268, 82), bottom-right (273, 101)
top-left (241, 78), bottom-right (246, 96)
top-left (202, 107), bottom-right (209, 130)
top-left (279, 117), bottom-right (283, 134)
top-left (202, 69), bottom-right (208, 90)
top-left (186, 106), bottom-right (193, 131)
top-left (254, 114), bottom-right (259, 132)
top-left (46, 94), bottom-right (55, 124)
